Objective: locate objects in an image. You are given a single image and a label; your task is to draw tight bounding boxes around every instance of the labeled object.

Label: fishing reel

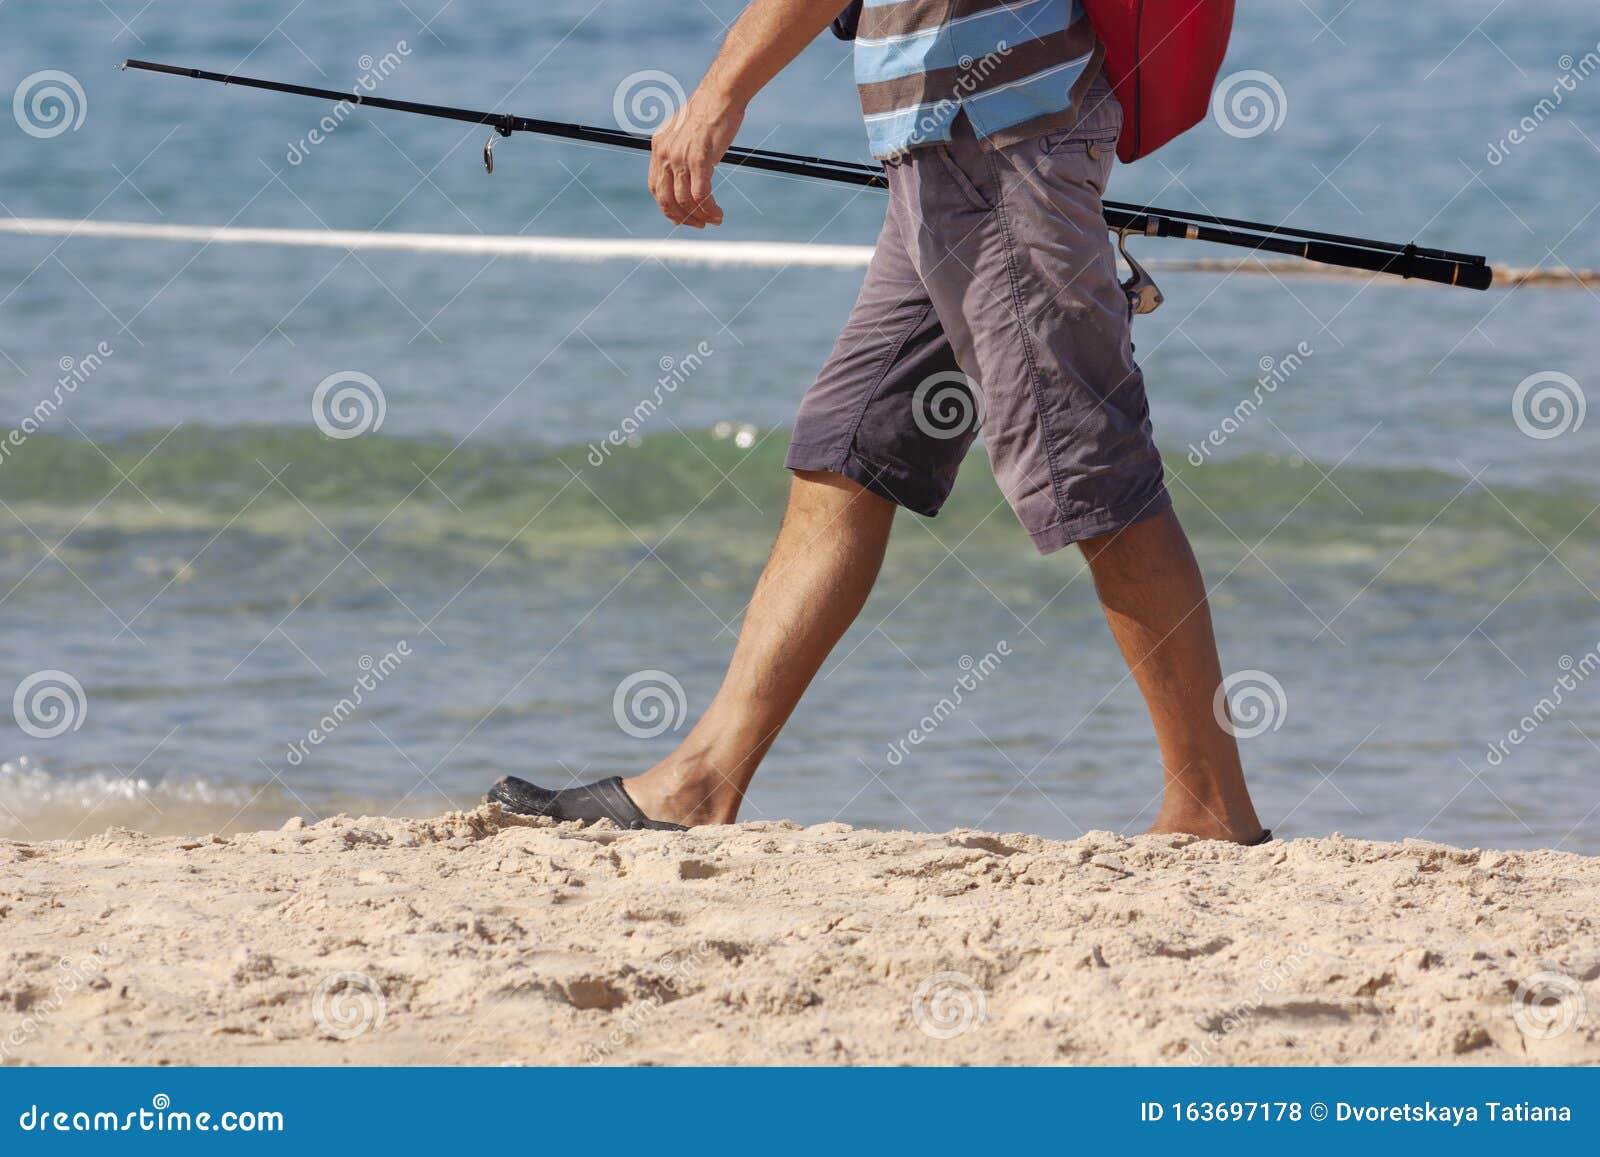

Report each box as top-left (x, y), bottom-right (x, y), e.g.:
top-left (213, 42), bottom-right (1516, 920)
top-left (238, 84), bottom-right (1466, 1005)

top-left (1116, 223), bottom-right (1164, 315)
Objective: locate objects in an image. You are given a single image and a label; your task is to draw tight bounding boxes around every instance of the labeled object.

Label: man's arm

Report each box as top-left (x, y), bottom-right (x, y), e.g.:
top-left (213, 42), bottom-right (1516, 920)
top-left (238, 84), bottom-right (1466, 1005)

top-left (649, 0), bottom-right (847, 229)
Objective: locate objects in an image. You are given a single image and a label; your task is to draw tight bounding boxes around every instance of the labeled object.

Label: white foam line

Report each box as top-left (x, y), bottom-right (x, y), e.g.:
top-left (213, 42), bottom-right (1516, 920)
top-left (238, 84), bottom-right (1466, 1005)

top-left (3, 217), bottom-right (1584, 287)
top-left (0, 217), bottom-right (877, 269)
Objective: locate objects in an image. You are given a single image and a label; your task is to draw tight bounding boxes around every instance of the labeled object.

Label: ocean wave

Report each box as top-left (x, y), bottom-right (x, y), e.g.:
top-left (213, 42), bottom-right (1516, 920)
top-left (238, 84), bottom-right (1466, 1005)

top-left (1, 426), bottom-right (1594, 596)
top-left (0, 757), bottom-right (453, 841)
top-left (0, 756), bottom-right (254, 840)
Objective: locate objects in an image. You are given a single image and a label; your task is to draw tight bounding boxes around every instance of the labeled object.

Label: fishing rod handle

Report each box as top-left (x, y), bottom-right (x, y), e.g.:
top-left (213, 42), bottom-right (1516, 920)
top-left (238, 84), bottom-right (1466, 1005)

top-left (1301, 239), bottom-right (1496, 290)
top-left (1103, 198), bottom-right (1486, 266)
top-left (1110, 210), bottom-right (1493, 291)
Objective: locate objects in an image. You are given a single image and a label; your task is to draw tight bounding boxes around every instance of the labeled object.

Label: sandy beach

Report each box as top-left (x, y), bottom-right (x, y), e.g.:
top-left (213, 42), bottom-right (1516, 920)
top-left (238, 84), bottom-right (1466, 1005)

top-left (3, 805), bottom-right (1596, 1066)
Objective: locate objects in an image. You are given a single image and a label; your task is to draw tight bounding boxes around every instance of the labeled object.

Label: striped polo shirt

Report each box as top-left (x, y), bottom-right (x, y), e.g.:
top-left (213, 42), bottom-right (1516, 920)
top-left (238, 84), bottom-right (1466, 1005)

top-left (853, 0), bottom-right (1103, 159)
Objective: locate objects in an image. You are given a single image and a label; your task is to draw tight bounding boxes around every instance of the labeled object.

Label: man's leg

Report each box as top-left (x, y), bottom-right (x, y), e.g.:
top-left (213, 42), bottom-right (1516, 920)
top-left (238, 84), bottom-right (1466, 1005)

top-left (623, 469), bottom-right (897, 826)
top-left (1080, 507), bottom-right (1264, 843)
top-left (885, 106), bottom-right (1264, 843)
top-left (489, 166), bottom-right (974, 830)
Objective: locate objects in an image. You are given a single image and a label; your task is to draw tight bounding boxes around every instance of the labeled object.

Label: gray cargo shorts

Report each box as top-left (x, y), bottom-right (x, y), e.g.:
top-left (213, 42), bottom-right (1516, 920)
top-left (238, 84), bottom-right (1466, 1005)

top-left (784, 81), bottom-right (1171, 553)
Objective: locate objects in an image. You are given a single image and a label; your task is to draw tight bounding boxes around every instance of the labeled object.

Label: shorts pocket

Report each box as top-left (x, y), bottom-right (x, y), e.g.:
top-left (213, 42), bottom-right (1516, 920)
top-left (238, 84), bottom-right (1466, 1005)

top-left (1038, 129), bottom-right (1118, 196)
top-left (935, 144), bottom-right (994, 213)
top-left (1040, 128), bottom-right (1119, 158)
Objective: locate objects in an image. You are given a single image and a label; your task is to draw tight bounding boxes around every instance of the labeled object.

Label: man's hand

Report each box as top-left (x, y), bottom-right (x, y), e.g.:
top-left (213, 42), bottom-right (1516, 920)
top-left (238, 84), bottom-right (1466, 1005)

top-left (648, 92), bottom-right (744, 229)
top-left (641, 0), bottom-right (849, 228)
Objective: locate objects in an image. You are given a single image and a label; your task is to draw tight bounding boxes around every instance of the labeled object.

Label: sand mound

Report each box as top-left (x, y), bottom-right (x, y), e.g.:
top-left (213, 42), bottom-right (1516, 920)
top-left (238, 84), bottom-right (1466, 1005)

top-left (2, 807), bottom-right (1596, 1065)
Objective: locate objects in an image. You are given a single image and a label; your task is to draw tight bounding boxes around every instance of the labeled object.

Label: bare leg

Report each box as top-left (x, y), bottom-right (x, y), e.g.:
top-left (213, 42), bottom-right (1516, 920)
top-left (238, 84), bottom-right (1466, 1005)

top-left (624, 470), bottom-right (896, 825)
top-left (1079, 507), bottom-right (1265, 843)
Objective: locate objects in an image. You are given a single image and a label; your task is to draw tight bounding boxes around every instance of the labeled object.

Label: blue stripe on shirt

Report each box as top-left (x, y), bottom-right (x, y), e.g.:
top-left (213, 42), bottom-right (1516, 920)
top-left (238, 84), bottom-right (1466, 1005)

top-left (853, 0), bottom-right (1070, 86)
top-left (960, 51), bottom-right (1095, 137)
top-left (862, 102), bottom-right (962, 156)
top-left (853, 0), bottom-right (1096, 157)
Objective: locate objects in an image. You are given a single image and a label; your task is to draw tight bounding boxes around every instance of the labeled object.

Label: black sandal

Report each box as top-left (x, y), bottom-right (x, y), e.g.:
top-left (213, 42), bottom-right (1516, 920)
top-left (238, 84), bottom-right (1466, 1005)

top-left (487, 775), bottom-right (687, 831)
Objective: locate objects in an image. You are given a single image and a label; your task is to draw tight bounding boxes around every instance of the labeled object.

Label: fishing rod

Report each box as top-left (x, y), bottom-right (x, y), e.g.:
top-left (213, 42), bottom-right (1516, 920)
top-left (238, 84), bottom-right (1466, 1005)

top-left (122, 59), bottom-right (1494, 292)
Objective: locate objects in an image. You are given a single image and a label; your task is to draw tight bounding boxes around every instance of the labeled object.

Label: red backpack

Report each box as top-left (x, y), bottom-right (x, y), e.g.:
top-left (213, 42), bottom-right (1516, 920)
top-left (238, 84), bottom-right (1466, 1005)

top-left (1082, 0), bottom-right (1236, 163)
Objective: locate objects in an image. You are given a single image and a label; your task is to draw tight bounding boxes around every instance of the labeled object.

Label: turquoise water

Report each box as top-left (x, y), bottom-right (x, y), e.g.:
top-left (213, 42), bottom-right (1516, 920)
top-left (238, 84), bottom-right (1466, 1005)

top-left (1, 1), bottom-right (1597, 848)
